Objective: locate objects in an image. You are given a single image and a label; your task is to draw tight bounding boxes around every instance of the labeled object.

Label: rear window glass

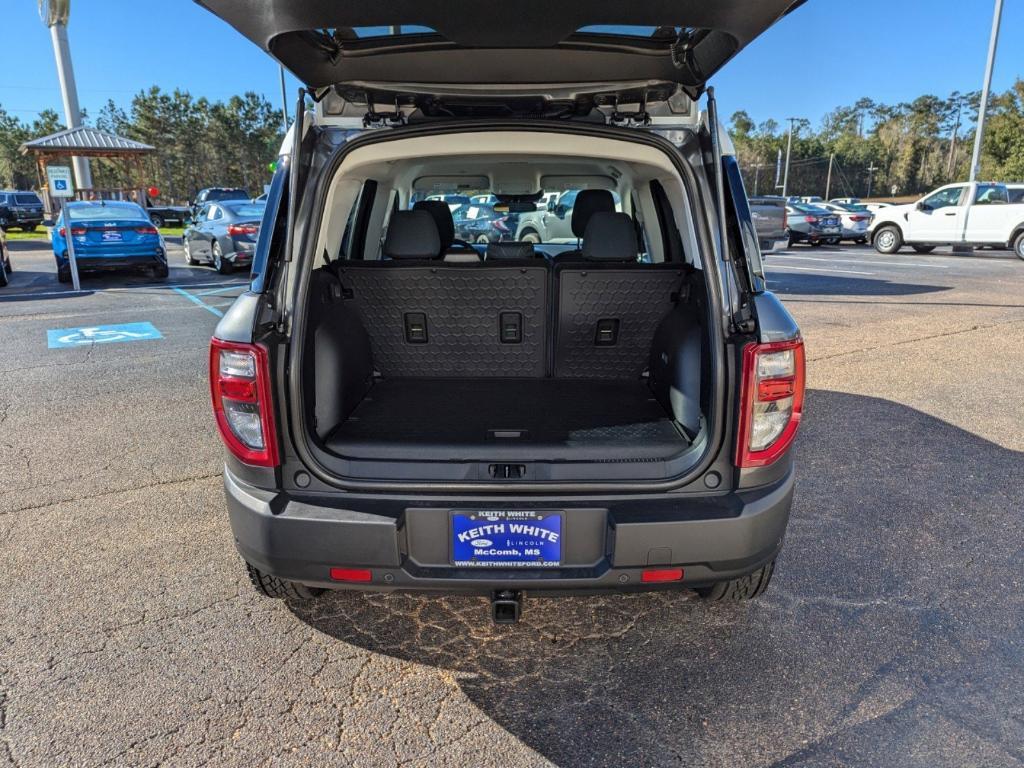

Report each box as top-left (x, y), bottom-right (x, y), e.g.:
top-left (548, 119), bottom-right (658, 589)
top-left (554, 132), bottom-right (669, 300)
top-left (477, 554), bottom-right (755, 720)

top-left (224, 202), bottom-right (266, 217)
top-left (14, 193), bottom-right (41, 205)
top-left (576, 25), bottom-right (685, 39)
top-left (206, 189), bottom-right (248, 201)
top-left (409, 184), bottom-right (621, 245)
top-left (67, 205), bottom-right (147, 221)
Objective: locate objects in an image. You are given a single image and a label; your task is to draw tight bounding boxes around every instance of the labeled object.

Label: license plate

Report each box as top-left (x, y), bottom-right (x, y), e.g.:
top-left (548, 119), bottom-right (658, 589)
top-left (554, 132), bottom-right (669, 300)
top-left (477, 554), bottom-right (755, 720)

top-left (451, 510), bottom-right (562, 567)
top-left (823, 227), bottom-right (839, 234)
top-left (101, 231), bottom-right (123, 242)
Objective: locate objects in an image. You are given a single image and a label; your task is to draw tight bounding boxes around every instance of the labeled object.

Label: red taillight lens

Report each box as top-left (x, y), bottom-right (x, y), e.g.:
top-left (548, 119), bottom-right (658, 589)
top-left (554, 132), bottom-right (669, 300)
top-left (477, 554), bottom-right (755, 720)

top-left (227, 224), bottom-right (259, 236)
top-left (850, 215), bottom-right (867, 222)
top-left (735, 338), bottom-right (806, 468)
top-left (209, 339), bottom-right (279, 467)
top-left (134, 225), bottom-right (158, 235)
top-left (804, 216), bottom-right (817, 224)
top-left (60, 226), bottom-right (85, 236)
top-left (641, 567), bottom-right (684, 583)
top-left (58, 226), bottom-right (65, 237)
top-left (493, 217), bottom-right (509, 233)
top-left (329, 567), bottom-right (372, 583)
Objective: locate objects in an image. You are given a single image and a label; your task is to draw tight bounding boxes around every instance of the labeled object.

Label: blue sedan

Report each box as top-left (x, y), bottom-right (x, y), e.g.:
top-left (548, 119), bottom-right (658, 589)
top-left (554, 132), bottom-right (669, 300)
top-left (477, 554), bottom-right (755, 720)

top-left (52, 201), bottom-right (168, 283)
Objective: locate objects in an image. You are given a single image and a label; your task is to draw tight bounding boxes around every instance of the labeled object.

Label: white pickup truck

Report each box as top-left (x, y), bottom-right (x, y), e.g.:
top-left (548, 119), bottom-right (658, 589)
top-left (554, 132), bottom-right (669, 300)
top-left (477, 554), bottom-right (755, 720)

top-left (870, 182), bottom-right (1024, 260)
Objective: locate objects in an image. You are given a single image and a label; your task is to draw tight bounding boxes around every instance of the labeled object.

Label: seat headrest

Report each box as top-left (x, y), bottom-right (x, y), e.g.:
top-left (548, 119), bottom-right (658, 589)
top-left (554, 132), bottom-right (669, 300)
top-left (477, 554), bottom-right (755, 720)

top-left (581, 212), bottom-right (638, 261)
top-left (383, 210), bottom-right (441, 260)
top-left (571, 189), bottom-right (616, 238)
top-left (486, 241), bottom-right (537, 260)
top-left (412, 200), bottom-right (455, 253)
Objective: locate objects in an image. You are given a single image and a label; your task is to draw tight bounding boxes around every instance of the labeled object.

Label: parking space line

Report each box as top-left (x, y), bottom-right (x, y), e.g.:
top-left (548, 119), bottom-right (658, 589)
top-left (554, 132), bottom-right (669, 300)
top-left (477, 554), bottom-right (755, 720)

top-left (772, 254), bottom-right (948, 269)
top-left (171, 286), bottom-right (225, 317)
top-left (0, 280), bottom-right (248, 302)
top-left (768, 265), bottom-right (875, 276)
top-left (192, 285), bottom-right (248, 296)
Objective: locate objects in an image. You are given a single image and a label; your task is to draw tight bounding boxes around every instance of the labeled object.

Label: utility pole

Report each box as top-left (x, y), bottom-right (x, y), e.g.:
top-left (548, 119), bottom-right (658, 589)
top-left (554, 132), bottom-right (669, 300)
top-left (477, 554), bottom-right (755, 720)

top-left (278, 64), bottom-right (290, 133)
top-left (42, 2), bottom-right (92, 190)
top-left (824, 152), bottom-right (835, 200)
top-left (866, 164), bottom-right (879, 198)
top-left (969, 0), bottom-right (1003, 182)
top-left (752, 164), bottom-right (761, 196)
top-left (781, 117), bottom-right (798, 197)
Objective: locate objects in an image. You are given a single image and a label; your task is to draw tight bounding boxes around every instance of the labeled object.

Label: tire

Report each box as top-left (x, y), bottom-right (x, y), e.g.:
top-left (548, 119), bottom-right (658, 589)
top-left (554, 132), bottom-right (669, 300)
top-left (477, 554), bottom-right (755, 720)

top-left (912, 245), bottom-right (935, 254)
top-left (0, 258), bottom-right (8, 288)
top-left (57, 264), bottom-right (72, 284)
top-left (826, 238), bottom-right (840, 246)
top-left (520, 229), bottom-right (541, 244)
top-left (213, 242), bottom-right (232, 274)
top-left (787, 233), bottom-right (796, 248)
top-left (697, 560), bottom-right (776, 601)
top-left (810, 240), bottom-right (824, 248)
top-left (475, 234), bottom-right (490, 244)
top-left (153, 262), bottom-right (169, 280)
top-left (150, 213), bottom-right (164, 229)
top-left (246, 562), bottom-right (324, 600)
top-left (183, 238), bottom-right (197, 265)
top-left (874, 225), bottom-right (903, 254)
top-left (1012, 231), bottom-right (1024, 261)
top-left (3, 256), bottom-right (11, 273)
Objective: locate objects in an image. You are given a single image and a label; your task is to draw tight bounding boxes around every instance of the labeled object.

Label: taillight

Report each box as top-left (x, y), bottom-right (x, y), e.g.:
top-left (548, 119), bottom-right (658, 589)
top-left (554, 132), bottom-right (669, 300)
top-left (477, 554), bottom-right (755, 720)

top-left (227, 224), bottom-right (259, 236)
top-left (850, 215), bottom-right (867, 222)
top-left (803, 216), bottom-right (817, 224)
top-left (59, 226), bottom-right (85, 236)
top-left (209, 339), bottom-right (279, 467)
top-left (134, 225), bottom-right (158, 235)
top-left (735, 338), bottom-right (805, 468)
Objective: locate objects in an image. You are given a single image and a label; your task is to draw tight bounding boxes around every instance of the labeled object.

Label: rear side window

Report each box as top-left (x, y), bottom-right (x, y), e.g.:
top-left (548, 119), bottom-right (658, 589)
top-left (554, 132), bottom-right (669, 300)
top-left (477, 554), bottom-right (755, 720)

top-left (14, 193), bottom-right (41, 205)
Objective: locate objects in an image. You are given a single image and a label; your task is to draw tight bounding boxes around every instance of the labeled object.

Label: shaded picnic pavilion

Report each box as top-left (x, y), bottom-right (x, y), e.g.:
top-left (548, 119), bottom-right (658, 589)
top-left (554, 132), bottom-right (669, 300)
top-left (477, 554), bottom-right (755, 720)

top-left (20, 126), bottom-right (156, 215)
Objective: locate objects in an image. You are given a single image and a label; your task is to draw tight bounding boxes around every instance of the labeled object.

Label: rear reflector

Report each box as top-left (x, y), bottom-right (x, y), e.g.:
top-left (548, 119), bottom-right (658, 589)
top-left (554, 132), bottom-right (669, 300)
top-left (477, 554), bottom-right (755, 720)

top-left (735, 338), bottom-right (806, 468)
top-left (329, 567), bottom-right (372, 582)
top-left (209, 338), bottom-right (279, 467)
top-left (641, 567), bottom-right (684, 583)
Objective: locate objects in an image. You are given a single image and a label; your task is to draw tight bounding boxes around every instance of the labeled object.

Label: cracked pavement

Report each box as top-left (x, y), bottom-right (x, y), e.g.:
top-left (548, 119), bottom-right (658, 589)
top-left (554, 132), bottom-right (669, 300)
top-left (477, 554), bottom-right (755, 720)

top-left (1, 243), bottom-right (1022, 767)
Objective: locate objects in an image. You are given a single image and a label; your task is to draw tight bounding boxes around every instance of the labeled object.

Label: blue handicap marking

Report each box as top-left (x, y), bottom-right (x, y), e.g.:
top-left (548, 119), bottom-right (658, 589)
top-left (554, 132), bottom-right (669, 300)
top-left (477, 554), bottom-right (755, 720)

top-left (47, 322), bottom-right (163, 349)
top-left (54, 179), bottom-right (68, 190)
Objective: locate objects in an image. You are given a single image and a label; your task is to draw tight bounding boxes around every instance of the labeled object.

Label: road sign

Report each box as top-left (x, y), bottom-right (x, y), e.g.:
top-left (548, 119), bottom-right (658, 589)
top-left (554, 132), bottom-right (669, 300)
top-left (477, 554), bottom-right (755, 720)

top-left (47, 166), bottom-right (74, 198)
top-left (47, 322), bottom-right (163, 349)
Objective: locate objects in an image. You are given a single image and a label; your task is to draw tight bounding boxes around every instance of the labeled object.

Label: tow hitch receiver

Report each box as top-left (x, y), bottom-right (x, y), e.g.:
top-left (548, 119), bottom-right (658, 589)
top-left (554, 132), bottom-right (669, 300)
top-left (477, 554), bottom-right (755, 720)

top-left (491, 590), bottom-right (523, 624)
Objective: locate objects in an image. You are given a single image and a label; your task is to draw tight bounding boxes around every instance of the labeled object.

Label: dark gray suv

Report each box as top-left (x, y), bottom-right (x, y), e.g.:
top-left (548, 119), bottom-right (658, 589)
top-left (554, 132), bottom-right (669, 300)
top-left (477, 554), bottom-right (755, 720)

top-left (200, 0), bottom-right (807, 623)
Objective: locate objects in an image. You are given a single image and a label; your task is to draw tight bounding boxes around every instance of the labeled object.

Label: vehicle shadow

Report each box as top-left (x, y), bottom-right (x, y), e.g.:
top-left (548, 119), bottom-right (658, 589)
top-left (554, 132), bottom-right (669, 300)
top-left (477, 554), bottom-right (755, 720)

top-left (289, 390), bottom-right (1024, 767)
top-left (767, 272), bottom-right (951, 297)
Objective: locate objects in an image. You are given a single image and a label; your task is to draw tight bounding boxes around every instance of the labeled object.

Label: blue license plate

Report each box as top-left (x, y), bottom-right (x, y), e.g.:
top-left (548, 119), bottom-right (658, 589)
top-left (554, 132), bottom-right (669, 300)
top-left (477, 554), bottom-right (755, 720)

top-left (451, 510), bottom-right (562, 567)
top-left (101, 230), bottom-right (123, 242)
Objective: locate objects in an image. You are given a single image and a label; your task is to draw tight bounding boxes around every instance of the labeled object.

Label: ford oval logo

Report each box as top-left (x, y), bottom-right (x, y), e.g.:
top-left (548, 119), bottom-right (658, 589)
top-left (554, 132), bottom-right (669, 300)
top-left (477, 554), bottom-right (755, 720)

top-left (470, 538), bottom-right (492, 547)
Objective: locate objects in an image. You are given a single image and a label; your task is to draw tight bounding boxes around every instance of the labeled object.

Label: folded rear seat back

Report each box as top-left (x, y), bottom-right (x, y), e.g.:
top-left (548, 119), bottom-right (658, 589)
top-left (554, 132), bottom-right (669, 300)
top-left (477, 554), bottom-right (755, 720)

top-left (553, 212), bottom-right (688, 379)
top-left (338, 209), bottom-right (550, 378)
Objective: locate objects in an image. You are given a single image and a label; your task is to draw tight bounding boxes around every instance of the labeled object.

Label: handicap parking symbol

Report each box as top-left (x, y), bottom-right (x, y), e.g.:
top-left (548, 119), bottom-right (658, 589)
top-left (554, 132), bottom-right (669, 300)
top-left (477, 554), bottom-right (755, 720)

top-left (47, 322), bottom-right (163, 349)
top-left (54, 179), bottom-right (68, 191)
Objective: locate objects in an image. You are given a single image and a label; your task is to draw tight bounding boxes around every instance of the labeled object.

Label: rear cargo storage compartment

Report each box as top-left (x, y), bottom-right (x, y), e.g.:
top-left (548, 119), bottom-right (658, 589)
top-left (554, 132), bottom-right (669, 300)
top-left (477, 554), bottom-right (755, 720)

top-left (293, 129), bottom-right (716, 486)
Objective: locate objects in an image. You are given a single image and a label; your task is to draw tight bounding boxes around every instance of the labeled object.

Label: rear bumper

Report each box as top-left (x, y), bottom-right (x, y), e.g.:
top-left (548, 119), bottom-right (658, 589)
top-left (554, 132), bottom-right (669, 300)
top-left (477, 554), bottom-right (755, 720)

top-left (224, 466), bottom-right (795, 594)
top-left (57, 250), bottom-right (166, 270)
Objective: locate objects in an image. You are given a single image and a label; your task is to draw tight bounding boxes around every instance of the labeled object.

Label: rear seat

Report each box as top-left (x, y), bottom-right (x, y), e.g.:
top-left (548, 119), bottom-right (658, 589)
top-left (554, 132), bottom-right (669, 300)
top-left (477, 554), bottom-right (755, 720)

top-left (337, 210), bottom-right (550, 377)
top-left (553, 212), bottom-right (688, 379)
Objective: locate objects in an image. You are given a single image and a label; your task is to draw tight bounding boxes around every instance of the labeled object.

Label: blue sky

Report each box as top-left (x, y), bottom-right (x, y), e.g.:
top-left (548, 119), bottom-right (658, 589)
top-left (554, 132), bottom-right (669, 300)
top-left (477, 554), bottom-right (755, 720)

top-left (1, 0), bottom-right (1021, 129)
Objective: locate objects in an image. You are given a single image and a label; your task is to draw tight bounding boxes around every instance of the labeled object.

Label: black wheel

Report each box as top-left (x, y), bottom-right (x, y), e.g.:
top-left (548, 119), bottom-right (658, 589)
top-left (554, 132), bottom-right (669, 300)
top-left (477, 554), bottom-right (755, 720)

top-left (912, 245), bottom-right (935, 254)
top-left (183, 238), bottom-right (198, 265)
top-left (152, 262), bottom-right (169, 280)
top-left (826, 237), bottom-right (840, 246)
top-left (475, 234), bottom-right (490, 244)
top-left (874, 225), bottom-right (903, 254)
top-left (246, 562), bottom-right (324, 600)
top-left (520, 229), bottom-right (541, 244)
top-left (697, 560), bottom-right (776, 601)
top-left (3, 255), bottom-right (10, 273)
top-left (0, 258), bottom-right (8, 288)
top-left (213, 242), bottom-right (232, 274)
top-left (1012, 231), bottom-right (1024, 261)
top-left (787, 233), bottom-right (796, 248)
top-left (57, 264), bottom-right (72, 284)
top-left (150, 213), bottom-right (164, 229)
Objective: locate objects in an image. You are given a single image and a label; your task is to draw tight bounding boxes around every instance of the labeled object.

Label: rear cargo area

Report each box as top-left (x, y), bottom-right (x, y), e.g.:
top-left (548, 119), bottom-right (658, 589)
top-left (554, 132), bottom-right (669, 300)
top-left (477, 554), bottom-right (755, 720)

top-left (325, 378), bottom-right (687, 462)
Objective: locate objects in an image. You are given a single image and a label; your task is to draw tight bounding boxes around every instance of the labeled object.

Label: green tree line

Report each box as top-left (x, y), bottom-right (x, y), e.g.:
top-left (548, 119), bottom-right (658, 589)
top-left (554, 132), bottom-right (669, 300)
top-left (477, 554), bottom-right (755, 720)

top-left (0, 87), bottom-right (282, 202)
top-left (731, 81), bottom-right (1024, 199)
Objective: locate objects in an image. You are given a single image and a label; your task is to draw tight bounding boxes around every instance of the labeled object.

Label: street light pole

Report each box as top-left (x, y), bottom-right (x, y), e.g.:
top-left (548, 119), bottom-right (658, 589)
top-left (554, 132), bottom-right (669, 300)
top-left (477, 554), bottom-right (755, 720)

top-left (47, 20), bottom-right (92, 190)
top-left (781, 117), bottom-right (797, 198)
top-left (969, 0), bottom-right (1004, 182)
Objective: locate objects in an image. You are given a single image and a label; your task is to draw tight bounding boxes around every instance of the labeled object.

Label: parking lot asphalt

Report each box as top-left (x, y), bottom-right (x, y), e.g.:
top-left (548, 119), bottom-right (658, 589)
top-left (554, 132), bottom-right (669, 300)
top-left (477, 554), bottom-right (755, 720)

top-left (1, 240), bottom-right (1022, 767)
